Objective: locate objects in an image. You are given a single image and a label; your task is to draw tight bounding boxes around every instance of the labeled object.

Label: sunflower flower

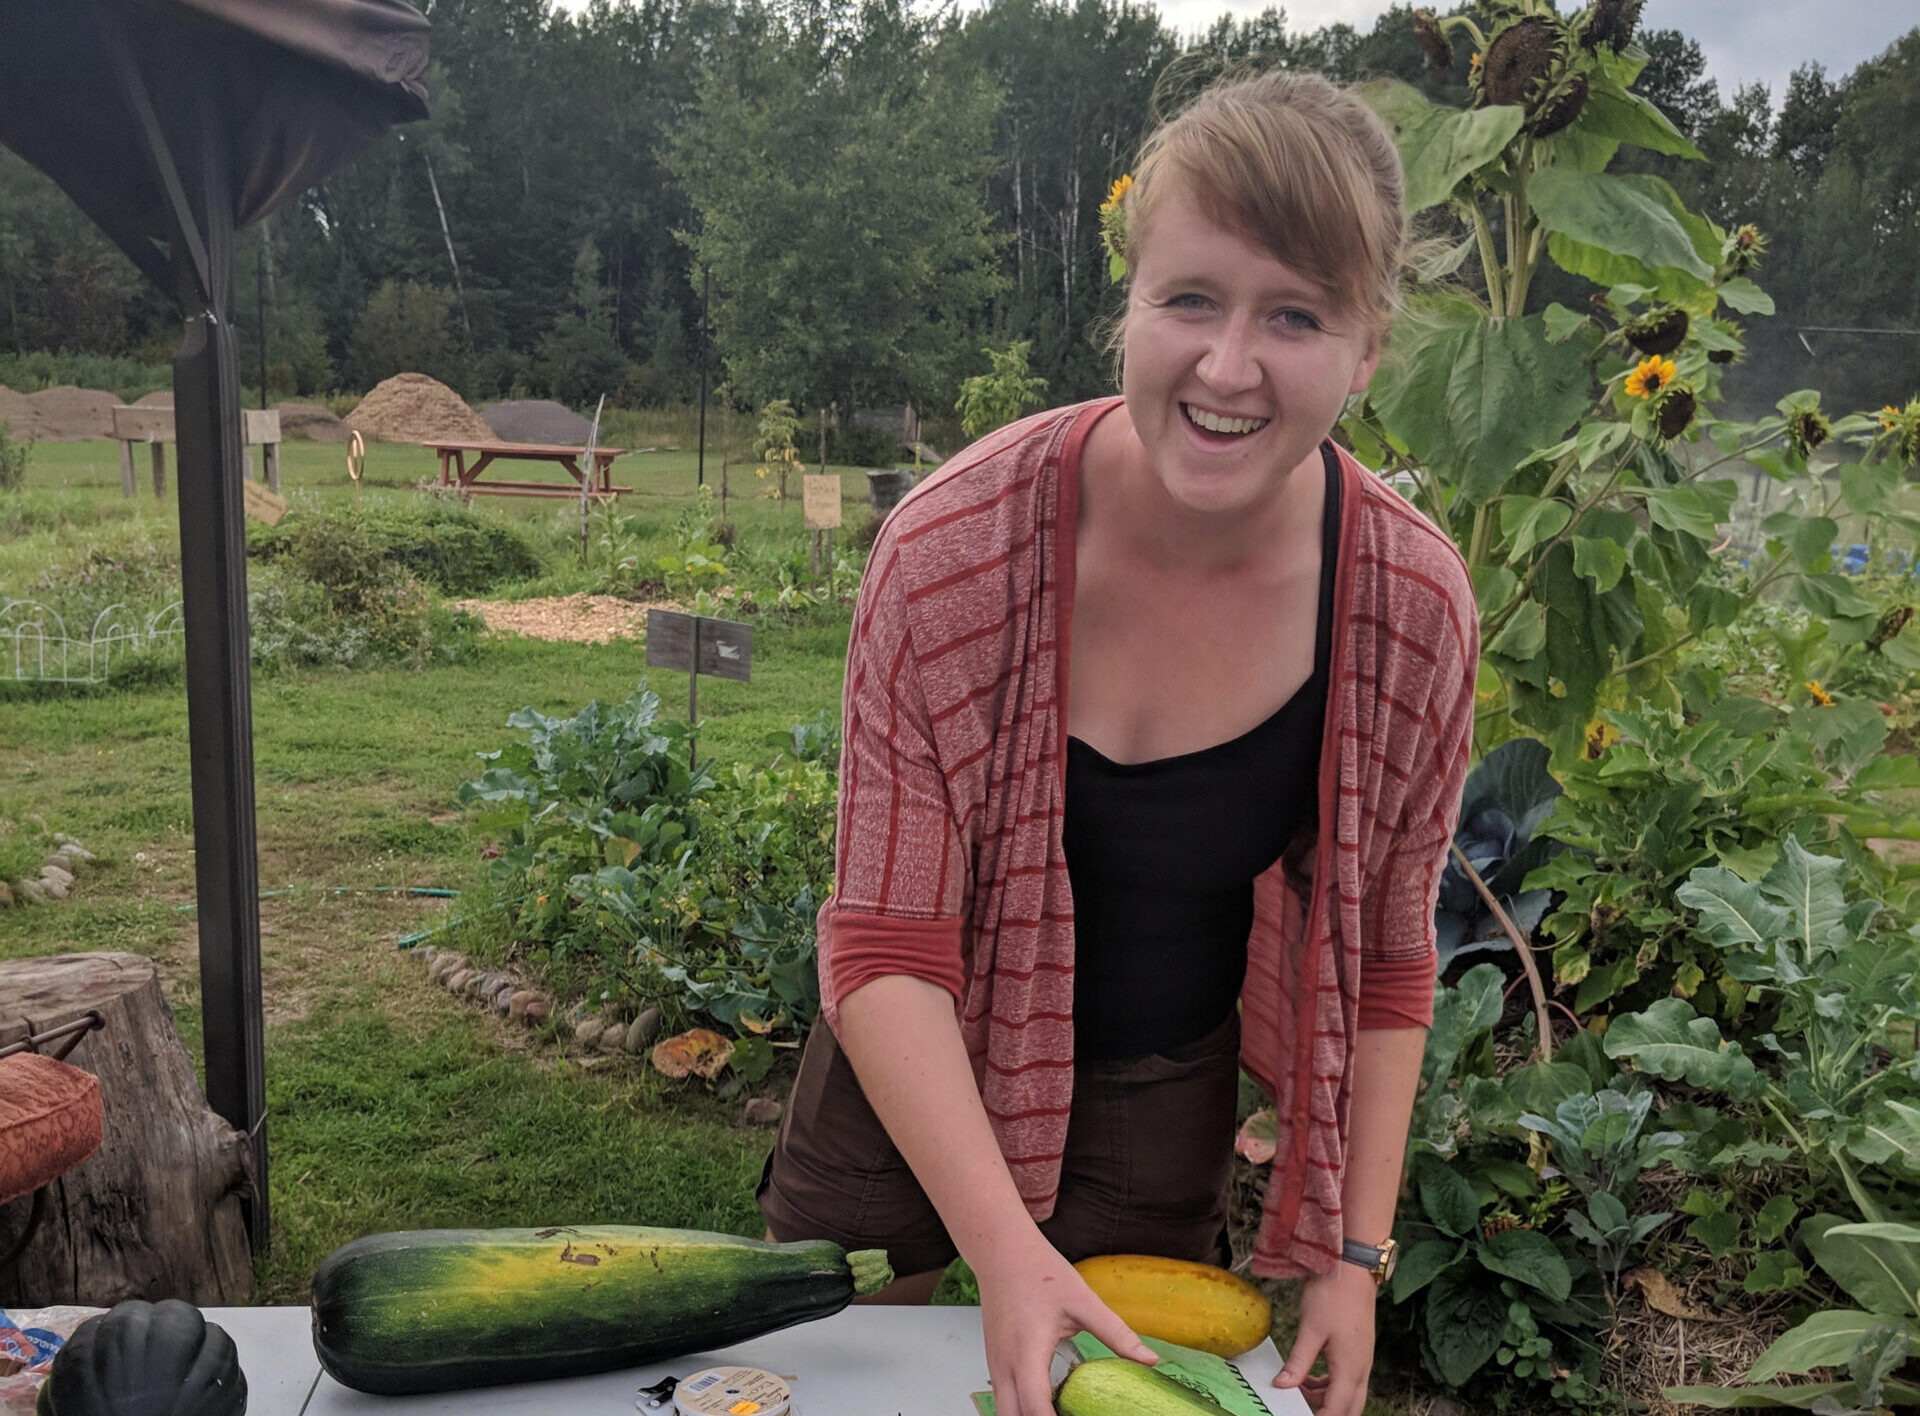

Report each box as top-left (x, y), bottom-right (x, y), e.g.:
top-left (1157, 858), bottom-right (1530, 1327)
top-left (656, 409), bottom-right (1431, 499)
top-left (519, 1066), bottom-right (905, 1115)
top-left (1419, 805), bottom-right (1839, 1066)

top-left (1624, 355), bottom-right (1676, 399)
top-left (1806, 680), bottom-right (1834, 708)
top-left (1881, 406), bottom-right (1903, 431)
top-left (1099, 173), bottom-right (1133, 282)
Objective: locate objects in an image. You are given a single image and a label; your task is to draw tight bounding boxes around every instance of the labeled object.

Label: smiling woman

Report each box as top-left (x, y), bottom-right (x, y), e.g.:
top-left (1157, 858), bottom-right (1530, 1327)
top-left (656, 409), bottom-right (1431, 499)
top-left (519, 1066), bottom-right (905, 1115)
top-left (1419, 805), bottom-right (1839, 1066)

top-left (756, 70), bottom-right (1479, 1416)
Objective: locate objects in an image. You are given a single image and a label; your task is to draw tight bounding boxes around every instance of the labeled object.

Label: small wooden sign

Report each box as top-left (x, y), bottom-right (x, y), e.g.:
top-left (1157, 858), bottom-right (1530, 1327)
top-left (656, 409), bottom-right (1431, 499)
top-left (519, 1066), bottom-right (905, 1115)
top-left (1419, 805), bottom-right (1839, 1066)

top-left (645, 609), bottom-right (753, 682)
top-left (802, 473), bottom-right (842, 530)
top-left (243, 477), bottom-right (289, 526)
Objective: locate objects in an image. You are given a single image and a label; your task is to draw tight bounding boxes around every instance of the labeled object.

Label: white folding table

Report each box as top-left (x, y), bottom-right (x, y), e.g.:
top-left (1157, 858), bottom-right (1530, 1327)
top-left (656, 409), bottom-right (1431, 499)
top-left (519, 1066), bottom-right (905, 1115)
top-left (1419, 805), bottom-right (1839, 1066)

top-left (209, 1306), bottom-right (1308, 1416)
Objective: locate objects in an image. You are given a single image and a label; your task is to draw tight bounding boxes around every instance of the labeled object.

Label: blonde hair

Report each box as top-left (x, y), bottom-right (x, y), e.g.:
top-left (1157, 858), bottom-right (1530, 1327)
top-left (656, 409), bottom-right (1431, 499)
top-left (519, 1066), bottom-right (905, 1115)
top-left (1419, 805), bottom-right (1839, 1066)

top-left (1117, 69), bottom-right (1409, 340)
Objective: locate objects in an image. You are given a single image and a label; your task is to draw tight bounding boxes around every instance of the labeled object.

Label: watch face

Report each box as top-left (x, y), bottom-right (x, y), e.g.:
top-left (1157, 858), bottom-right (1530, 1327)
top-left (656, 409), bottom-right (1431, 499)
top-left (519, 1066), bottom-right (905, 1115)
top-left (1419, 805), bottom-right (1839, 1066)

top-left (1378, 1238), bottom-right (1400, 1284)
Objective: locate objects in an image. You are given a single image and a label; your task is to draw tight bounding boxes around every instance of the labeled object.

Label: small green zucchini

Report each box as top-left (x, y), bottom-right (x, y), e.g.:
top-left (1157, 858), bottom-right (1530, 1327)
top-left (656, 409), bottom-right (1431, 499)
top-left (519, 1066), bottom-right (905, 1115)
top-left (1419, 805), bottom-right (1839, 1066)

top-left (1056, 1357), bottom-right (1236, 1416)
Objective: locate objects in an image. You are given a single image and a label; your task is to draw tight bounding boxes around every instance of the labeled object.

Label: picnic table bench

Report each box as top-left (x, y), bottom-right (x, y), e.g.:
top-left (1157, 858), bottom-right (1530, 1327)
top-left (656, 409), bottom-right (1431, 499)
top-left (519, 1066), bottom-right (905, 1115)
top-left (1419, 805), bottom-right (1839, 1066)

top-left (422, 439), bottom-right (630, 500)
top-left (205, 1305), bottom-right (1303, 1415)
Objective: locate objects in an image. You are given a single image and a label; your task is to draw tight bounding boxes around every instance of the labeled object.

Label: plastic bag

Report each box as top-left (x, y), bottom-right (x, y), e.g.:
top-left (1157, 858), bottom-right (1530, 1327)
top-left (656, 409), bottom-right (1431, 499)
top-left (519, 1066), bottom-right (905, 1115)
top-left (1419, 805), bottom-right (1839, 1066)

top-left (0, 1306), bottom-right (105, 1415)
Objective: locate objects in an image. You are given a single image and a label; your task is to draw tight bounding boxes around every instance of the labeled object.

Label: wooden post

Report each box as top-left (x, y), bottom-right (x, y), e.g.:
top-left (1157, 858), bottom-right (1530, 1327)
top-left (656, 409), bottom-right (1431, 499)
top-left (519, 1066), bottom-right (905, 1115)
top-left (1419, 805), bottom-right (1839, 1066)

top-left (0, 954), bottom-right (253, 1305)
top-left (264, 440), bottom-right (280, 494)
top-left (117, 439), bottom-right (136, 498)
top-left (150, 440), bottom-right (166, 499)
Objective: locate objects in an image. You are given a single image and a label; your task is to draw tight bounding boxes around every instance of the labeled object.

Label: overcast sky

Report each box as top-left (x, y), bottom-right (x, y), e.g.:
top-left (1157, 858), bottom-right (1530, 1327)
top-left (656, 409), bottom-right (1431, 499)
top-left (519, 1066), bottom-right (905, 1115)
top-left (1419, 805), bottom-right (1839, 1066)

top-left (552, 0), bottom-right (1919, 104)
top-left (1164, 0), bottom-right (1920, 100)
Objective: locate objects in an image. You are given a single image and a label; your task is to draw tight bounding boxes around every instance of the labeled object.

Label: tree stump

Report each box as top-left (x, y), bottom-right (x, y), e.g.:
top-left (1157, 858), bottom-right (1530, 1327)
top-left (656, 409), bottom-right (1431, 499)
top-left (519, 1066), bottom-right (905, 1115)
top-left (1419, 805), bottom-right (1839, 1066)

top-left (0, 953), bottom-right (253, 1306)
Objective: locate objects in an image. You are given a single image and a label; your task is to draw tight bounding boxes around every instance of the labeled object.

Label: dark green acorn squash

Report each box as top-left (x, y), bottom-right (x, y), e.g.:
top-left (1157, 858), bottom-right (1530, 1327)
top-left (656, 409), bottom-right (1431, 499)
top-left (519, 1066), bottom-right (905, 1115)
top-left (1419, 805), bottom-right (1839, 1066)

top-left (35, 1299), bottom-right (247, 1416)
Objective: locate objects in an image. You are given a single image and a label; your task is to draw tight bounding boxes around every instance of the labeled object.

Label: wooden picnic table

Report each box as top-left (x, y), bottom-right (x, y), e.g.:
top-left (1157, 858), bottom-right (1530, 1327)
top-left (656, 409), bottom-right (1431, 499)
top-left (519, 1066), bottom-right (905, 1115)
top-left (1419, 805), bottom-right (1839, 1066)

top-left (203, 1304), bottom-right (1302, 1415)
top-left (422, 439), bottom-right (631, 500)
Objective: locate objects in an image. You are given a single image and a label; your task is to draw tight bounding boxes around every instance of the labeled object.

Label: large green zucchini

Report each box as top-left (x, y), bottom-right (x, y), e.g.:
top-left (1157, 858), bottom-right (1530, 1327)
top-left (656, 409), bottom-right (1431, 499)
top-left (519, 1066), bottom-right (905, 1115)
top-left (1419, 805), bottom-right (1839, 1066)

top-left (310, 1225), bottom-right (892, 1394)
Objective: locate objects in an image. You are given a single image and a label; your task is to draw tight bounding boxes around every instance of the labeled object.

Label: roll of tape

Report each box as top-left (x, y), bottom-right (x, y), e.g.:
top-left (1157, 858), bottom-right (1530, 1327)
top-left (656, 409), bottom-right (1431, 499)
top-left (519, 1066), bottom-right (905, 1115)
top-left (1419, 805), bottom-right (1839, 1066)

top-left (672, 1366), bottom-right (793, 1416)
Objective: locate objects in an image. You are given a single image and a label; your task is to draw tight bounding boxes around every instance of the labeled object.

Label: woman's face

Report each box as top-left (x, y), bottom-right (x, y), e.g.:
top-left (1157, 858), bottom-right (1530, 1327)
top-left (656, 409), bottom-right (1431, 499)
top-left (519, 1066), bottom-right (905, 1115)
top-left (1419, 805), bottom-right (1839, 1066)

top-left (1121, 190), bottom-right (1381, 519)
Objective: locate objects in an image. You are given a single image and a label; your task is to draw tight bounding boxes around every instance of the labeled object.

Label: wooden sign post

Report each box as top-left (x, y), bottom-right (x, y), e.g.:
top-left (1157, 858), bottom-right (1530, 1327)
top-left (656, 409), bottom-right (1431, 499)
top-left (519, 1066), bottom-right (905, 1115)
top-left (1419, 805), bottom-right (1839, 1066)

top-left (645, 608), bottom-right (752, 772)
top-left (802, 472), bottom-right (842, 581)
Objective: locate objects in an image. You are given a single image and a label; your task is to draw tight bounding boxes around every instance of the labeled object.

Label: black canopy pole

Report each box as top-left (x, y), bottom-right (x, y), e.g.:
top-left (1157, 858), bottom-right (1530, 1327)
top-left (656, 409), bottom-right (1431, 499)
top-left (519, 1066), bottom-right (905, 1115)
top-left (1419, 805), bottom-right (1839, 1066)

top-left (114, 29), bottom-right (270, 1250)
top-left (696, 263), bottom-right (709, 490)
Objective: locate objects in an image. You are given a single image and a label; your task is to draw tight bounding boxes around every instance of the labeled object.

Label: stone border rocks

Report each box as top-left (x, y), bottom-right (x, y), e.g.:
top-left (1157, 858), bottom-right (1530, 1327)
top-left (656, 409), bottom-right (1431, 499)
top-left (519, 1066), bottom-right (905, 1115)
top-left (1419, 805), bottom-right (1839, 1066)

top-left (4, 833), bottom-right (94, 908)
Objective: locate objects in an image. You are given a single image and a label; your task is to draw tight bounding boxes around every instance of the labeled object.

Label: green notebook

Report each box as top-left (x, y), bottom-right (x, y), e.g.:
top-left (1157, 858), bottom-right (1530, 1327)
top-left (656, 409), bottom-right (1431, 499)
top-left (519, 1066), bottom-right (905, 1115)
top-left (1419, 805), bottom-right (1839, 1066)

top-left (970, 1332), bottom-right (1272, 1416)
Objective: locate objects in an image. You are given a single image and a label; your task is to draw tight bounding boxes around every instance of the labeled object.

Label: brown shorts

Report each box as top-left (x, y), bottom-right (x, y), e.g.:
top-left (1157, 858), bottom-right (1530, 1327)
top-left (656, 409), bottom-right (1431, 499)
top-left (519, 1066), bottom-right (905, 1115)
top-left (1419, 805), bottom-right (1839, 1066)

top-left (757, 1012), bottom-right (1241, 1277)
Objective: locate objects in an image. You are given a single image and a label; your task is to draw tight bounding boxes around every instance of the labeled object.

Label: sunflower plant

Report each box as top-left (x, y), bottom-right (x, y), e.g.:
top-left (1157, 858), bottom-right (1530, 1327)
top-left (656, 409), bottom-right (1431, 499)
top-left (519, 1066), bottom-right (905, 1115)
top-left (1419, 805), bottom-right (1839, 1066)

top-left (1340, 1), bottom-right (1920, 763)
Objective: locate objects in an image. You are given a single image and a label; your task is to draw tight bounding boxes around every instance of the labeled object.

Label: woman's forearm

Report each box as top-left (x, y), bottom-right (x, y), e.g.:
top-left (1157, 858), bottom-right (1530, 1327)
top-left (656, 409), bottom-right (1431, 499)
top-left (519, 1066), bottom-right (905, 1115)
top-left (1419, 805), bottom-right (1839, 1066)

top-left (834, 974), bottom-right (1047, 1276)
top-left (1340, 1026), bottom-right (1427, 1247)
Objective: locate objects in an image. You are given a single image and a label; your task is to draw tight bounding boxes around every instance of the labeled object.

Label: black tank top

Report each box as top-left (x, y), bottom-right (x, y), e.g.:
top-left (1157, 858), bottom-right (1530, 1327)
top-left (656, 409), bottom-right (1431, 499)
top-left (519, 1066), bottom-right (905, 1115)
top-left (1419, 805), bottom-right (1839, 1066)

top-left (1065, 443), bottom-right (1341, 1059)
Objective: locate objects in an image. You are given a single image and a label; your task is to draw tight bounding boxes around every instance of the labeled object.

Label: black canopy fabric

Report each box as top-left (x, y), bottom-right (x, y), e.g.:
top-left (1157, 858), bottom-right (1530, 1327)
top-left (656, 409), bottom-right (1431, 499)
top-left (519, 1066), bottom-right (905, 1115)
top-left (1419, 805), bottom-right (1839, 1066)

top-left (0, 0), bottom-right (428, 1254)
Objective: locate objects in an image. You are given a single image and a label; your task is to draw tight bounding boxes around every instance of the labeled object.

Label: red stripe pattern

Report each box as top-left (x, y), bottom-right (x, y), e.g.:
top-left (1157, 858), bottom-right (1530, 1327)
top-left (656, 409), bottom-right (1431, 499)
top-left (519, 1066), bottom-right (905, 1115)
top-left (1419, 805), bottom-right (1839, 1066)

top-left (816, 399), bottom-right (1479, 1279)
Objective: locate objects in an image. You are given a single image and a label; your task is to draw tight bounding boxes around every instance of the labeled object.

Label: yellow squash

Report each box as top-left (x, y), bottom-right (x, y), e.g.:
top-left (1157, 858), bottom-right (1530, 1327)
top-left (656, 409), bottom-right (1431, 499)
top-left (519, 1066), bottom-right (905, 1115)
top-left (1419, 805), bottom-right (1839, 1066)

top-left (1073, 1254), bottom-right (1271, 1358)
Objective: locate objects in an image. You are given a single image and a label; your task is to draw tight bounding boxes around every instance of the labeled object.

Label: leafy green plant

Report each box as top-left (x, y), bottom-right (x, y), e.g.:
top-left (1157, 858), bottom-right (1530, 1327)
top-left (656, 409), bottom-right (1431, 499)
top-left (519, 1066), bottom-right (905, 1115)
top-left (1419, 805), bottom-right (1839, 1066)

top-left (1385, 966), bottom-right (1609, 1401)
top-left (954, 340), bottom-right (1047, 442)
top-left (1519, 1083), bottom-right (1682, 1293)
top-left (1602, 840), bottom-right (1920, 1222)
top-left (1436, 736), bottom-right (1563, 969)
top-left (0, 420), bottom-right (30, 492)
top-left (249, 501), bottom-right (541, 595)
top-left (753, 399), bottom-right (802, 501)
top-left (1346, 20), bottom-right (1919, 750)
top-left (1527, 707), bottom-right (1918, 1016)
top-left (1667, 1217), bottom-right (1920, 1411)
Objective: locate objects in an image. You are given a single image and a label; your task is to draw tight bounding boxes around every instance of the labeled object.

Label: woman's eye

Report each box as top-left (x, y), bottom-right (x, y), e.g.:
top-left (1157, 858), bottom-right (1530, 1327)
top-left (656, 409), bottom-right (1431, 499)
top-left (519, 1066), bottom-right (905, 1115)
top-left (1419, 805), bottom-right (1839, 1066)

top-left (1276, 309), bottom-right (1323, 332)
top-left (1169, 293), bottom-right (1209, 310)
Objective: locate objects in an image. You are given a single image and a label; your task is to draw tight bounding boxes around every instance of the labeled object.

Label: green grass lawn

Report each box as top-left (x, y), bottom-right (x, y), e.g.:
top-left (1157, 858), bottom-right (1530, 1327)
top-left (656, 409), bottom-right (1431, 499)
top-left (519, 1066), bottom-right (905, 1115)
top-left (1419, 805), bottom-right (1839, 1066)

top-left (2, 435), bottom-right (860, 1302)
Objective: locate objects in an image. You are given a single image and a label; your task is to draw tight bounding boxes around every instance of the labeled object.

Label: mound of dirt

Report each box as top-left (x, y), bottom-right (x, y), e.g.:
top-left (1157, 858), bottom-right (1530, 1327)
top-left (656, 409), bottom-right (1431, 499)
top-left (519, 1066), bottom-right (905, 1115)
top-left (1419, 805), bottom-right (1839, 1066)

top-left (26, 386), bottom-right (119, 440)
top-left (0, 386), bottom-right (39, 441)
top-left (272, 401), bottom-right (350, 443)
top-left (346, 373), bottom-right (493, 445)
top-left (132, 390), bottom-right (174, 407)
top-left (481, 398), bottom-right (593, 445)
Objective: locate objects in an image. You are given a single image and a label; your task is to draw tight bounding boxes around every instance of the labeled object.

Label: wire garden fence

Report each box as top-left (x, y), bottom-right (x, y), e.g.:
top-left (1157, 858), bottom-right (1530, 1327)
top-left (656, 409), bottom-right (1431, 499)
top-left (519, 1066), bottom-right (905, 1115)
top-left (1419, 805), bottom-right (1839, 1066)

top-left (2, 600), bottom-right (184, 685)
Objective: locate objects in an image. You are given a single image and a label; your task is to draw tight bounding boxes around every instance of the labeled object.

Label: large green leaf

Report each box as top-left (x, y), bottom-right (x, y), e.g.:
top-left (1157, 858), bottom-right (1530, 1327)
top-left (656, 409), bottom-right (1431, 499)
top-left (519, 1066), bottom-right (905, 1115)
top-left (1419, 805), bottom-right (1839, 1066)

top-left (1502, 495), bottom-right (1574, 560)
top-left (1390, 1237), bottom-right (1465, 1302)
top-left (1674, 867), bottom-right (1792, 950)
top-left (1529, 169), bottom-right (1714, 281)
top-left (1424, 1266), bottom-right (1507, 1388)
top-left (1419, 1157), bottom-right (1484, 1238)
top-left (1477, 1227), bottom-right (1572, 1302)
top-left (1370, 294), bottom-right (1593, 505)
top-left (1572, 535), bottom-right (1629, 592)
top-left (1747, 1310), bottom-right (1912, 1382)
top-left (1808, 1220), bottom-right (1920, 1319)
top-left (1761, 838), bottom-right (1849, 955)
top-left (1577, 75), bottom-right (1705, 161)
top-left (1397, 105), bottom-right (1527, 214)
top-left (1854, 1102), bottom-right (1920, 1176)
top-left (1664, 1379), bottom-right (1920, 1409)
top-left (1602, 998), bottom-right (1760, 1095)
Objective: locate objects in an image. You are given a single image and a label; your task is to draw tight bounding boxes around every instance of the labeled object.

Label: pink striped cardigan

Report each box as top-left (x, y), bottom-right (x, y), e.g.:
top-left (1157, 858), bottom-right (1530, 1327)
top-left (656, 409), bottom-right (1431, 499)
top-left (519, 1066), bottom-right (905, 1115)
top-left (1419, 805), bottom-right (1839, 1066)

top-left (816, 398), bottom-right (1479, 1277)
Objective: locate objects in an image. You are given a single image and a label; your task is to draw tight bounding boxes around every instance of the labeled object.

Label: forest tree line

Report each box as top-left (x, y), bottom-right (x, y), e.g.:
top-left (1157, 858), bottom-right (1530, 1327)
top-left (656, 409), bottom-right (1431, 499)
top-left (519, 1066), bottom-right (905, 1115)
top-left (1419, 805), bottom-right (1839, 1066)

top-left (0, 0), bottom-right (1914, 432)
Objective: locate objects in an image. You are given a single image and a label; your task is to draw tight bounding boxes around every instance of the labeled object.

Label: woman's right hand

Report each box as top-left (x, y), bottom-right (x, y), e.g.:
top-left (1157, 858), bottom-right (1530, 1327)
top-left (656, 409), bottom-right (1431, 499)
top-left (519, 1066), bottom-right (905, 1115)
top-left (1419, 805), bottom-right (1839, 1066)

top-left (975, 1235), bottom-right (1157, 1416)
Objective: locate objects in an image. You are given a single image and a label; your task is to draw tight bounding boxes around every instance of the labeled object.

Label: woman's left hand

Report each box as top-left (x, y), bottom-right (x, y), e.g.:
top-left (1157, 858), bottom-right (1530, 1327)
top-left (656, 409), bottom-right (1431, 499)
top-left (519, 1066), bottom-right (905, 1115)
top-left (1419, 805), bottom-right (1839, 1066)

top-left (1272, 1262), bottom-right (1379, 1415)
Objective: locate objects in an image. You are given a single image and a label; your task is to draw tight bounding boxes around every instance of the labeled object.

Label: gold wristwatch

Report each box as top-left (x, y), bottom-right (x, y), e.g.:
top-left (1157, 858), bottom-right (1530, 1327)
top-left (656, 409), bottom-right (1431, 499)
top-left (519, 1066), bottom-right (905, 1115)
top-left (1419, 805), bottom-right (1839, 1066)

top-left (1340, 1237), bottom-right (1399, 1285)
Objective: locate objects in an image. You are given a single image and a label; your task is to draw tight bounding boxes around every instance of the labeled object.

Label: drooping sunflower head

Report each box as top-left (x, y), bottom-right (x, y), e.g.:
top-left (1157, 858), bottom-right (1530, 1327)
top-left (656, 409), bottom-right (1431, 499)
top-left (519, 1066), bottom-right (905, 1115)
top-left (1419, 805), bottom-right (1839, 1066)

top-left (1721, 224), bottom-right (1768, 276)
top-left (1806, 680), bottom-right (1835, 708)
top-left (1413, 8), bottom-right (1453, 68)
top-left (1788, 408), bottom-right (1832, 458)
top-left (1624, 355), bottom-right (1677, 400)
top-left (1624, 304), bottom-right (1689, 356)
top-left (1655, 385), bottom-right (1697, 440)
top-left (1581, 0), bottom-right (1644, 52)
top-left (1479, 13), bottom-right (1591, 136)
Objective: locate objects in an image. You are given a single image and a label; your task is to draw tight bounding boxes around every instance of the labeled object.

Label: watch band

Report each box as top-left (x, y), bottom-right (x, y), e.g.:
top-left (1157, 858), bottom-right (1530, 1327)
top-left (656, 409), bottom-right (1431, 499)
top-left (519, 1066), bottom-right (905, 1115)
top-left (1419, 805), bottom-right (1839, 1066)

top-left (1340, 1239), bottom-right (1386, 1272)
